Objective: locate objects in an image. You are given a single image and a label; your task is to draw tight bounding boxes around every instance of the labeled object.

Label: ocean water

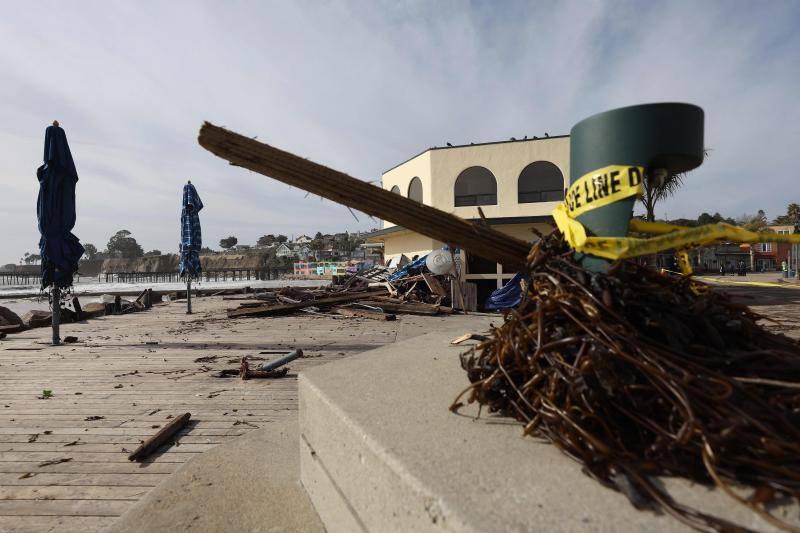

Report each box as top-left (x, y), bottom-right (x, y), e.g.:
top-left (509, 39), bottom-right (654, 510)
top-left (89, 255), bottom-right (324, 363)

top-left (0, 277), bottom-right (329, 316)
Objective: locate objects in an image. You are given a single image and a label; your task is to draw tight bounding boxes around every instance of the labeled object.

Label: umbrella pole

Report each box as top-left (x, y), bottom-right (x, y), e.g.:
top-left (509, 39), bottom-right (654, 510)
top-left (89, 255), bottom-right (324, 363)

top-left (186, 279), bottom-right (192, 314)
top-left (51, 286), bottom-right (61, 345)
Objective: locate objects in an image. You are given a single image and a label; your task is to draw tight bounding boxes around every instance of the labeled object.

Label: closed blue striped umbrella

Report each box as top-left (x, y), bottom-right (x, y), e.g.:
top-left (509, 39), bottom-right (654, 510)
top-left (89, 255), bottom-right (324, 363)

top-left (179, 181), bottom-right (203, 280)
top-left (36, 122), bottom-right (84, 289)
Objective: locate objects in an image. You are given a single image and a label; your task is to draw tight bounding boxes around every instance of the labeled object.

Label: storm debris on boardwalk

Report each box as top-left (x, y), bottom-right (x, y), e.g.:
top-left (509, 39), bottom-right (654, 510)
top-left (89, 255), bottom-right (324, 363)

top-left (0, 293), bottom-right (417, 531)
top-left (0, 289), bottom-right (157, 337)
top-left (225, 269), bottom-right (458, 320)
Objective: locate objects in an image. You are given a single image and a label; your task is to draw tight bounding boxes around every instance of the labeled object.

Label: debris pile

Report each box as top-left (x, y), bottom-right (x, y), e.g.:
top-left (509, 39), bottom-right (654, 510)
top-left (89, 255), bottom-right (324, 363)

top-left (226, 266), bottom-right (456, 320)
top-left (453, 230), bottom-right (800, 531)
top-left (0, 288), bottom-right (157, 337)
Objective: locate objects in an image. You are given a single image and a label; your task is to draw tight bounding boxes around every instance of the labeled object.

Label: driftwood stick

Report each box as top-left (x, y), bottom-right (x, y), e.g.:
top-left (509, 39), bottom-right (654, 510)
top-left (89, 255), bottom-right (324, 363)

top-left (128, 413), bottom-right (191, 461)
top-left (331, 306), bottom-right (396, 321)
top-left (197, 122), bottom-right (530, 270)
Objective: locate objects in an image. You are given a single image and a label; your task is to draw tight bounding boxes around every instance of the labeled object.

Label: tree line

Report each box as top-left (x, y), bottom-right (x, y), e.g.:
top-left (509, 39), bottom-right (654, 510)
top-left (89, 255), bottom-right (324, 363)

top-left (18, 202), bottom-right (797, 264)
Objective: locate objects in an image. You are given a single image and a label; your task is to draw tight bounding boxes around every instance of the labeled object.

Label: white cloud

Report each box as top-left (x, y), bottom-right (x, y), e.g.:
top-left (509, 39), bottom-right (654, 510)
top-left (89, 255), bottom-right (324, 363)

top-left (0, 0), bottom-right (797, 264)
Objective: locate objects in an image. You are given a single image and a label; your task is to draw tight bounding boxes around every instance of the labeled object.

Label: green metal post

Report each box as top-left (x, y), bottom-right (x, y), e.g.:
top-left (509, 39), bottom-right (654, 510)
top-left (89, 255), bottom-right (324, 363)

top-left (569, 103), bottom-right (705, 271)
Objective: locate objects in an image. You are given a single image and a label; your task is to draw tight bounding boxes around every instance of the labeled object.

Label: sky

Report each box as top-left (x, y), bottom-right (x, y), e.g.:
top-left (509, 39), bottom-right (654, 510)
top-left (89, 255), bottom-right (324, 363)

top-left (1, 0), bottom-right (798, 265)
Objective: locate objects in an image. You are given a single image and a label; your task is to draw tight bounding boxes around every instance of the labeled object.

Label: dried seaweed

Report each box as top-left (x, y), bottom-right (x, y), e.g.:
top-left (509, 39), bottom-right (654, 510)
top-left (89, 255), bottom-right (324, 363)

top-left (453, 231), bottom-right (800, 532)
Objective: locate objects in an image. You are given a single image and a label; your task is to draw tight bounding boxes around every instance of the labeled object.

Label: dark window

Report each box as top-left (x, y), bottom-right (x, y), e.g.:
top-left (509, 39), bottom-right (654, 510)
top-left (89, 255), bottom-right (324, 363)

top-left (474, 280), bottom-right (500, 312)
top-left (408, 177), bottom-right (423, 203)
top-left (466, 252), bottom-right (497, 274)
top-left (454, 166), bottom-right (497, 206)
top-left (518, 161), bottom-right (564, 203)
top-left (390, 185), bottom-right (400, 195)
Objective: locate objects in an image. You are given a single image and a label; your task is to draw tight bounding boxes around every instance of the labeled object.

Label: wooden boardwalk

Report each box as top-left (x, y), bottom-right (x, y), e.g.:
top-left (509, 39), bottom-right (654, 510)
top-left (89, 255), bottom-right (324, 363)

top-left (0, 296), bottom-right (406, 532)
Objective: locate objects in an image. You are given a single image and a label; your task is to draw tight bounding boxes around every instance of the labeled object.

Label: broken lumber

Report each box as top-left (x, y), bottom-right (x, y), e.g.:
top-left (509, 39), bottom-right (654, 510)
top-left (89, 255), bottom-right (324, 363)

top-left (0, 324), bottom-right (24, 334)
top-left (128, 413), bottom-right (191, 461)
top-left (332, 306), bottom-right (396, 321)
top-left (450, 332), bottom-right (490, 345)
top-left (72, 297), bottom-right (83, 321)
top-left (227, 290), bottom-right (385, 318)
top-left (422, 272), bottom-right (447, 298)
top-left (198, 122), bottom-right (530, 270)
top-left (356, 300), bottom-right (444, 316)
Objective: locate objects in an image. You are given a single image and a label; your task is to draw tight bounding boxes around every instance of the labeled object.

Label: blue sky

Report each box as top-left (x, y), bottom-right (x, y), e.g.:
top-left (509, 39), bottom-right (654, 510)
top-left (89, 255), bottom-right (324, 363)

top-left (1, 0), bottom-right (798, 264)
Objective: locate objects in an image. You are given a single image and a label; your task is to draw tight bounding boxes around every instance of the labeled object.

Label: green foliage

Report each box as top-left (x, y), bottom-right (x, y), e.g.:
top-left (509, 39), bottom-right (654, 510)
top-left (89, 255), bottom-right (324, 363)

top-left (696, 212), bottom-right (736, 226)
top-left (257, 234), bottom-right (276, 246)
top-left (144, 249), bottom-right (162, 256)
top-left (106, 230), bottom-right (144, 259)
top-left (276, 234), bottom-right (288, 243)
top-left (22, 252), bottom-right (42, 265)
top-left (83, 243), bottom-right (98, 260)
top-left (737, 210), bottom-right (769, 232)
top-left (772, 203), bottom-right (800, 227)
top-left (219, 236), bottom-right (238, 250)
top-left (271, 256), bottom-right (293, 268)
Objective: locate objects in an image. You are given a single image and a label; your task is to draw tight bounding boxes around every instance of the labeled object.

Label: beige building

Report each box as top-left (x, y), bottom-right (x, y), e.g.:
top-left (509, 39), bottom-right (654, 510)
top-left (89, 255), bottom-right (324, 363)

top-left (366, 135), bottom-right (570, 305)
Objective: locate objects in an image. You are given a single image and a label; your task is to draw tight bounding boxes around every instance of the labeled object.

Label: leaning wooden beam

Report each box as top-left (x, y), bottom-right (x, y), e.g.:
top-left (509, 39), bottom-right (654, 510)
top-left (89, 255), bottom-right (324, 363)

top-left (198, 122), bottom-right (531, 270)
top-left (128, 412), bottom-right (191, 461)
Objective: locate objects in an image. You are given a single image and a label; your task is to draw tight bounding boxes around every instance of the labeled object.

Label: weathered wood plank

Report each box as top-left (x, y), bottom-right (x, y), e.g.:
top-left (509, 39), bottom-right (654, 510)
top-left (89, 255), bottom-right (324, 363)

top-left (0, 461), bottom-right (178, 474)
top-left (0, 515), bottom-right (117, 533)
top-left (0, 499), bottom-right (130, 516)
top-left (0, 473), bottom-right (169, 487)
top-left (0, 485), bottom-right (150, 500)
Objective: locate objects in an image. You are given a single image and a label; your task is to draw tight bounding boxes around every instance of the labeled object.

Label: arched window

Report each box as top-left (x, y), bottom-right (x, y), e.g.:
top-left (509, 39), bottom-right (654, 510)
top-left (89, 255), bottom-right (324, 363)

top-left (454, 166), bottom-right (497, 206)
top-left (390, 185), bottom-right (400, 195)
top-left (408, 177), bottom-right (423, 203)
top-left (518, 161), bottom-right (564, 203)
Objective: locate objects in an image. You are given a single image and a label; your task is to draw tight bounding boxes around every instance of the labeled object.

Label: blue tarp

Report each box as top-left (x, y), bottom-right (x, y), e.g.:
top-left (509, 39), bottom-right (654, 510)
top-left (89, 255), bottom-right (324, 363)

top-left (484, 272), bottom-right (530, 311)
top-left (388, 254), bottom-right (429, 282)
top-left (36, 124), bottom-right (84, 289)
top-left (179, 182), bottom-right (203, 279)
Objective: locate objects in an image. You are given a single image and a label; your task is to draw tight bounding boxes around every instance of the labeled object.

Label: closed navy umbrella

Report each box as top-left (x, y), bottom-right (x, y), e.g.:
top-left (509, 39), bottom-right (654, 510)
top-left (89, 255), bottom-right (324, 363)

top-left (36, 121), bottom-right (84, 345)
top-left (179, 181), bottom-right (202, 313)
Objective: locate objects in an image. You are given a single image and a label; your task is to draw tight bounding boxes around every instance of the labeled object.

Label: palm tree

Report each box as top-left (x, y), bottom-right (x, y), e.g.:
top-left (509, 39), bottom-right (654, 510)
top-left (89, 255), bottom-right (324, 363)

top-left (787, 203), bottom-right (800, 229)
top-left (641, 172), bottom-right (684, 222)
top-left (640, 150), bottom-right (709, 222)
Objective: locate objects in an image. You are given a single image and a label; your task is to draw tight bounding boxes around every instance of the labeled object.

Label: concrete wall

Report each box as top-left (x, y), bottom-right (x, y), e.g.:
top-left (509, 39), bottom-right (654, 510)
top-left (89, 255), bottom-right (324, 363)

top-left (431, 137), bottom-right (569, 220)
top-left (381, 230), bottom-right (440, 263)
top-left (381, 152), bottom-right (432, 229)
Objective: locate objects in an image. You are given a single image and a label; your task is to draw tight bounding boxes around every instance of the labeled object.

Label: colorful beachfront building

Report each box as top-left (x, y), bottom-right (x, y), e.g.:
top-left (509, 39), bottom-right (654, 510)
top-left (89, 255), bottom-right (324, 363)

top-left (293, 261), bottom-right (349, 278)
top-left (365, 135), bottom-right (569, 305)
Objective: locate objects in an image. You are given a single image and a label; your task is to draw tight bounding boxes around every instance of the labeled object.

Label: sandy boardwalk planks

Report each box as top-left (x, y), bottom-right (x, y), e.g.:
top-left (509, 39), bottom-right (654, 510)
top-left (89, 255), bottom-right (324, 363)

top-left (0, 294), bottom-right (411, 532)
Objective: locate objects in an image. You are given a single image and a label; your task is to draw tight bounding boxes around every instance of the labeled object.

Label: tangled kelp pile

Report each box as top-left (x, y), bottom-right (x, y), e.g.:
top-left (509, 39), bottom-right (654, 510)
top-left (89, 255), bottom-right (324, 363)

top-left (453, 232), bottom-right (800, 531)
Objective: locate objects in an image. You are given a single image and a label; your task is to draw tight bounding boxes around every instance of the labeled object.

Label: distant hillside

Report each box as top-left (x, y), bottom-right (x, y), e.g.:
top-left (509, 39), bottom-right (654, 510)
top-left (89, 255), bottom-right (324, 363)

top-left (99, 253), bottom-right (271, 273)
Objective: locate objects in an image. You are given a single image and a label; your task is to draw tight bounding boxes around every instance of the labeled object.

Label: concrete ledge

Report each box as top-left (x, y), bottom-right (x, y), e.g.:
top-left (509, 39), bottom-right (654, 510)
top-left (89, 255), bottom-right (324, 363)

top-left (299, 318), bottom-right (792, 532)
top-left (110, 418), bottom-right (323, 533)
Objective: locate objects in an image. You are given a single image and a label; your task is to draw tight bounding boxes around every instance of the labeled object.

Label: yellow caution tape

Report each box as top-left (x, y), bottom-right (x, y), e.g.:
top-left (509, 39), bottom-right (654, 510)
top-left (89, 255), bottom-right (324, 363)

top-left (565, 165), bottom-right (644, 218)
top-left (553, 178), bottom-right (800, 264)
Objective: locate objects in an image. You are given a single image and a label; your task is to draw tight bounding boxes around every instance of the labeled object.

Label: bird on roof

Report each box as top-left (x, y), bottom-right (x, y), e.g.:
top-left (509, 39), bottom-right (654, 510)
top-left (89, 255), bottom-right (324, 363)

top-left (446, 142), bottom-right (453, 147)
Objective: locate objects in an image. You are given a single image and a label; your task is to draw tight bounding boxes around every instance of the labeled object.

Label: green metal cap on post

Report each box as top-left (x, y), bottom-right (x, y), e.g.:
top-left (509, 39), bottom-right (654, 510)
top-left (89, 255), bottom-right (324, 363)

top-left (569, 103), bottom-right (705, 271)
